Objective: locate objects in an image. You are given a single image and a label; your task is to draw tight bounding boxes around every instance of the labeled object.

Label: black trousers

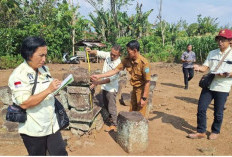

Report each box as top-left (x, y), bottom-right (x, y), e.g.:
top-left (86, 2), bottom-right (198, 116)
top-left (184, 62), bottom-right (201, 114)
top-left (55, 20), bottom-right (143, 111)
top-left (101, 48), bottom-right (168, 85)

top-left (182, 67), bottom-right (194, 87)
top-left (20, 131), bottom-right (68, 156)
top-left (197, 88), bottom-right (228, 133)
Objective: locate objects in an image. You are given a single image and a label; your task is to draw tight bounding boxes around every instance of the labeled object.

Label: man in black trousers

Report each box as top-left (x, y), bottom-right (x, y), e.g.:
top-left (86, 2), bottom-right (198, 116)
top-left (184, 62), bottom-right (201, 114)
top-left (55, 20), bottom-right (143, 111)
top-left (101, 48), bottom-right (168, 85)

top-left (181, 44), bottom-right (196, 89)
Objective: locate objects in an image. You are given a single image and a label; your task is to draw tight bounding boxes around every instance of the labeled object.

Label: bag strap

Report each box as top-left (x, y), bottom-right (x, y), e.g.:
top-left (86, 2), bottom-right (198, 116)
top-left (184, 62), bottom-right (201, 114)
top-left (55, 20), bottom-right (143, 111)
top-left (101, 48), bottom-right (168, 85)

top-left (42, 66), bottom-right (52, 78)
top-left (31, 69), bottom-right (38, 95)
top-left (213, 48), bottom-right (232, 72)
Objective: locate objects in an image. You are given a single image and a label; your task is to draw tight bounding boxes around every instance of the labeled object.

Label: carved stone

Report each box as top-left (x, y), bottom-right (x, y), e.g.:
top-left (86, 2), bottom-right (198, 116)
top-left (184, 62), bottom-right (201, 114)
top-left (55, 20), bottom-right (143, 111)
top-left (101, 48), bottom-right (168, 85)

top-left (117, 111), bottom-right (148, 153)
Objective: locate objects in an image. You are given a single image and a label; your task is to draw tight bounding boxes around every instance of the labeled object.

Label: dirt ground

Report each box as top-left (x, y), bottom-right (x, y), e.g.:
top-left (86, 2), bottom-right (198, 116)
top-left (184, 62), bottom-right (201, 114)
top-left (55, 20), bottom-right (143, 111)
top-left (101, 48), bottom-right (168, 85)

top-left (1, 62), bottom-right (232, 156)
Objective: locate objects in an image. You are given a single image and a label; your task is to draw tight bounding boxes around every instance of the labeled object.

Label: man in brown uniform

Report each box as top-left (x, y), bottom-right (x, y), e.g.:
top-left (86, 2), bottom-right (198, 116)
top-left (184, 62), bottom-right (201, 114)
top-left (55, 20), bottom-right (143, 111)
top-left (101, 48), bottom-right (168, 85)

top-left (91, 40), bottom-right (151, 116)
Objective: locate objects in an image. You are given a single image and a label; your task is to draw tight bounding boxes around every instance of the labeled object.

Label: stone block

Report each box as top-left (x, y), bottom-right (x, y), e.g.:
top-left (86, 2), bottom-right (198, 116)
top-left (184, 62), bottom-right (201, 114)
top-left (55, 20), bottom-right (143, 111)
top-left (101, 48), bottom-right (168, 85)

top-left (63, 67), bottom-right (90, 86)
top-left (0, 86), bottom-right (13, 105)
top-left (70, 128), bottom-right (85, 137)
top-left (91, 113), bottom-right (104, 132)
top-left (117, 111), bottom-right (148, 153)
top-left (150, 81), bottom-right (156, 92)
top-left (69, 122), bottom-right (90, 131)
top-left (69, 105), bottom-right (101, 123)
top-left (120, 93), bottom-right (131, 106)
top-left (55, 89), bottom-right (69, 109)
top-left (67, 86), bottom-right (91, 94)
top-left (119, 70), bottom-right (127, 77)
top-left (151, 74), bottom-right (158, 82)
top-left (117, 79), bottom-right (127, 96)
top-left (67, 93), bottom-right (91, 111)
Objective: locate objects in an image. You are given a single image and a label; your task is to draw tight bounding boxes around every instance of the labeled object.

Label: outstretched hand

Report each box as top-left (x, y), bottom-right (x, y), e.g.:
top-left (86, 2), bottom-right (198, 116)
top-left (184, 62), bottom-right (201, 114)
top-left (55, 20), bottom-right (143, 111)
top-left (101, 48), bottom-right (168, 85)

top-left (193, 64), bottom-right (200, 71)
top-left (85, 47), bottom-right (91, 53)
top-left (90, 81), bottom-right (98, 90)
top-left (90, 75), bottom-right (100, 81)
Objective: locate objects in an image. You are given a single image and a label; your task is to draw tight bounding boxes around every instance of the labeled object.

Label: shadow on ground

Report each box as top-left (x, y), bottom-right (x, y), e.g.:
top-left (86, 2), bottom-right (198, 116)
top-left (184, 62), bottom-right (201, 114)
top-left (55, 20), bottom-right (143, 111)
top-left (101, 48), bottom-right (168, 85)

top-left (175, 96), bottom-right (214, 110)
top-left (175, 96), bottom-right (198, 104)
top-left (149, 111), bottom-right (196, 134)
top-left (161, 83), bottom-right (184, 89)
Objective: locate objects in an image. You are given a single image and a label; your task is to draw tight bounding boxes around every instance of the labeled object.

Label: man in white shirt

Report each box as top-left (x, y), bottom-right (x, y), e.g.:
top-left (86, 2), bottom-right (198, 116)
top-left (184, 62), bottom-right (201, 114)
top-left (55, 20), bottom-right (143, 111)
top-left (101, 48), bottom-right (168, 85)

top-left (86, 45), bottom-right (121, 132)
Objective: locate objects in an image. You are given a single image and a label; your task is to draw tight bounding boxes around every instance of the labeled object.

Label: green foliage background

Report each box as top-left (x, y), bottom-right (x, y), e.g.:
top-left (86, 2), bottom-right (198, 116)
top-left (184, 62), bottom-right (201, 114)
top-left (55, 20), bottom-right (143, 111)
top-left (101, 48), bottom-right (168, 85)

top-left (0, 0), bottom-right (230, 69)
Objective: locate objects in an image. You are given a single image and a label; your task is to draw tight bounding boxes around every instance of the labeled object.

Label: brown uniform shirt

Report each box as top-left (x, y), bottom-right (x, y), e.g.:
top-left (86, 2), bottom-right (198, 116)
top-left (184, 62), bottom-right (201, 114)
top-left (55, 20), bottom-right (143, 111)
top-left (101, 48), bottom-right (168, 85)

top-left (116, 54), bottom-right (151, 87)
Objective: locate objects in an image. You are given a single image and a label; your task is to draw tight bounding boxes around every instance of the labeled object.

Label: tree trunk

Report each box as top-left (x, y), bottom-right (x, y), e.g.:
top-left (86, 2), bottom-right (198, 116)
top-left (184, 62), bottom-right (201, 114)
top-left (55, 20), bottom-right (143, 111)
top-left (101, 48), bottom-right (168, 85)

top-left (157, 0), bottom-right (165, 46)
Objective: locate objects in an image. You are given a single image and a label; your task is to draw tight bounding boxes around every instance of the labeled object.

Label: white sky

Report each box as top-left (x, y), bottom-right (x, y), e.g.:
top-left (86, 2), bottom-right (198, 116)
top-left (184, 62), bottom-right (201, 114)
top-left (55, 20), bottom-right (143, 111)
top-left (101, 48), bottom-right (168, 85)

top-left (76, 0), bottom-right (232, 27)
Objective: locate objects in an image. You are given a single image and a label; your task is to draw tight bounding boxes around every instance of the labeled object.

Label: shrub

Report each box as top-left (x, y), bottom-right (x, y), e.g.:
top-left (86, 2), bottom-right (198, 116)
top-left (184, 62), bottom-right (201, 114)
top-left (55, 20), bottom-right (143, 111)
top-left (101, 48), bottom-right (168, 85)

top-left (0, 54), bottom-right (23, 69)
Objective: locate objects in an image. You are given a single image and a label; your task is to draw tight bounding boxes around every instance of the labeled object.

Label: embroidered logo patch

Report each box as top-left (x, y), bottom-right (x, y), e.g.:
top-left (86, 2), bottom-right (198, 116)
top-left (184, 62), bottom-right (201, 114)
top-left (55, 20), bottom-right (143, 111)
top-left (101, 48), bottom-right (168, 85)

top-left (144, 67), bottom-right (149, 73)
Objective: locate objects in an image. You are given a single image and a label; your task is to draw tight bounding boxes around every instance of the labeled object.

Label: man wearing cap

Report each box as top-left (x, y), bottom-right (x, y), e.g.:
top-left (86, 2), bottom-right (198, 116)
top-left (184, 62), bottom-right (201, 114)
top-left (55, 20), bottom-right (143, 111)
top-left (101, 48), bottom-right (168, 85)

top-left (188, 29), bottom-right (232, 140)
top-left (91, 40), bottom-right (151, 117)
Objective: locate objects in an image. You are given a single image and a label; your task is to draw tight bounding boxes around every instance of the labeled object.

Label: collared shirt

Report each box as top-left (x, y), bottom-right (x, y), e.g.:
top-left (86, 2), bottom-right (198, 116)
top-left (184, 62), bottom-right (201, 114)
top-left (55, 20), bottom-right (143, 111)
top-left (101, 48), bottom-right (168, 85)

top-left (8, 61), bottom-right (59, 136)
top-left (181, 51), bottom-right (196, 68)
top-left (116, 54), bottom-right (151, 87)
top-left (203, 47), bottom-right (232, 92)
top-left (97, 50), bottom-right (121, 92)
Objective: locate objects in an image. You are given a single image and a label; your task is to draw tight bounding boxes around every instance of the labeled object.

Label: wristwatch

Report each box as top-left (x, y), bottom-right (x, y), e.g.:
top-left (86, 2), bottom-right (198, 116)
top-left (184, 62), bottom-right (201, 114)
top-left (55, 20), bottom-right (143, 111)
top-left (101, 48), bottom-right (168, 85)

top-left (142, 97), bottom-right (147, 101)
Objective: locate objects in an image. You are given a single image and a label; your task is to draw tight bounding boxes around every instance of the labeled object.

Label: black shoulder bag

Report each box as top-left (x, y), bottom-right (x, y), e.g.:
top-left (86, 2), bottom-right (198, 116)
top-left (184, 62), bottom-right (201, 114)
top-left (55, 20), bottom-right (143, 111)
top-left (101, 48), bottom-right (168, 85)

top-left (41, 66), bottom-right (69, 130)
top-left (199, 49), bottom-right (232, 89)
top-left (6, 69), bottom-right (38, 123)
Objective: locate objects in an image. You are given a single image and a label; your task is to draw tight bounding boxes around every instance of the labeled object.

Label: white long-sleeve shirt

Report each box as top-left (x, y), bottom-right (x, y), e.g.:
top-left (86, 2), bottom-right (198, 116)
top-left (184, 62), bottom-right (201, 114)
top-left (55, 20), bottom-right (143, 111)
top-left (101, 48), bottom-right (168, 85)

top-left (97, 50), bottom-right (121, 92)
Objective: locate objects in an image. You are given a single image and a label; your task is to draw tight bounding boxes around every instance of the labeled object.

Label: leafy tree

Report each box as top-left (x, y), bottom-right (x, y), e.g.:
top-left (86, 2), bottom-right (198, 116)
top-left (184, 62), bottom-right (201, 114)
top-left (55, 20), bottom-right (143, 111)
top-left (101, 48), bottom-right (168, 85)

top-left (197, 14), bottom-right (218, 35)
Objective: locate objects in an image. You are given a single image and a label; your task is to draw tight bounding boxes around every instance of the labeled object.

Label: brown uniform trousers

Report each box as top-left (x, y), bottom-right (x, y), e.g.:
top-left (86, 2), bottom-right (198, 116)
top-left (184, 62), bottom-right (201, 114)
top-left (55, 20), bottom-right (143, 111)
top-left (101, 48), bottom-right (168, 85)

top-left (116, 54), bottom-right (151, 117)
top-left (130, 85), bottom-right (147, 116)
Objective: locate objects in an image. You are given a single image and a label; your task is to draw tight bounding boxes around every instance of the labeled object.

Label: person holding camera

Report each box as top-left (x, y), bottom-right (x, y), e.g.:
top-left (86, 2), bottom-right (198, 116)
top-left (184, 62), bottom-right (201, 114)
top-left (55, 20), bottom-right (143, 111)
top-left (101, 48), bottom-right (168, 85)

top-left (8, 36), bottom-right (68, 155)
top-left (187, 29), bottom-right (232, 140)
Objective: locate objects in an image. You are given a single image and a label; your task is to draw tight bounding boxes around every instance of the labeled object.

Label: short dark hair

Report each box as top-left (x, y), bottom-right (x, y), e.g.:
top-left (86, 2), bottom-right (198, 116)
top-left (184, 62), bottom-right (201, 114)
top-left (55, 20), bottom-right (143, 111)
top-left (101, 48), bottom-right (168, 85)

top-left (187, 44), bottom-right (192, 47)
top-left (21, 36), bottom-right (46, 61)
top-left (126, 40), bottom-right (140, 51)
top-left (112, 44), bottom-right (122, 53)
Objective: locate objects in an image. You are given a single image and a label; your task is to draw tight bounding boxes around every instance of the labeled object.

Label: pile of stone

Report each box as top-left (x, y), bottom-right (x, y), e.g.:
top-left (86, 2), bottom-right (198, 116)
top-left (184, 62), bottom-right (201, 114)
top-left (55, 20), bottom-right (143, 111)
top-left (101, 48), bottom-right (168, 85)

top-left (0, 66), bottom-right (104, 138)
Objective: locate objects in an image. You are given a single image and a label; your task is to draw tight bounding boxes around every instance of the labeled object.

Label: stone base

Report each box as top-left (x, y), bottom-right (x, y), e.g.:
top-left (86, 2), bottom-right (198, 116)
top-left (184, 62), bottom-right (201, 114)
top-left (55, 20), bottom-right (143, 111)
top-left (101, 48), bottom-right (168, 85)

top-left (117, 111), bottom-right (148, 153)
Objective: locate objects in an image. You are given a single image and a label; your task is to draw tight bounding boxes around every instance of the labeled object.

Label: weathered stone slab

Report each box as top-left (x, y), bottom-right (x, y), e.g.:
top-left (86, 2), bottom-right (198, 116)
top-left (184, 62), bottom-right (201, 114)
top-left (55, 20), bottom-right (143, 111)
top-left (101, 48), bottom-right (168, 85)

top-left (120, 93), bottom-right (131, 106)
top-left (0, 86), bottom-right (13, 105)
top-left (117, 111), bottom-right (148, 153)
top-left (91, 113), bottom-right (104, 132)
top-left (117, 79), bottom-right (127, 96)
top-left (70, 128), bottom-right (85, 137)
top-left (63, 67), bottom-right (90, 86)
top-left (151, 74), bottom-right (158, 82)
top-left (69, 105), bottom-right (102, 123)
top-left (67, 93), bottom-right (91, 111)
top-left (150, 81), bottom-right (156, 92)
top-left (119, 70), bottom-right (127, 77)
top-left (55, 89), bottom-right (69, 109)
top-left (69, 122), bottom-right (90, 131)
top-left (67, 86), bottom-right (91, 94)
